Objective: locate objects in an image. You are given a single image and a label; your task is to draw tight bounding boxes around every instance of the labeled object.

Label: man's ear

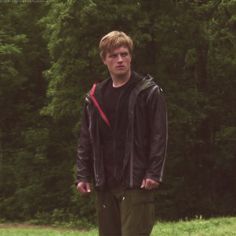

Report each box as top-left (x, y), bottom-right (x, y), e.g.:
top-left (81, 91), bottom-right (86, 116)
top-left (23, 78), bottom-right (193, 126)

top-left (102, 58), bottom-right (107, 65)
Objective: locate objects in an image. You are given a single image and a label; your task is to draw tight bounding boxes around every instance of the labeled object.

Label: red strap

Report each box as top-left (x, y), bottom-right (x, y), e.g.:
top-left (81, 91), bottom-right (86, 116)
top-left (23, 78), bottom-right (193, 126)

top-left (90, 84), bottom-right (111, 127)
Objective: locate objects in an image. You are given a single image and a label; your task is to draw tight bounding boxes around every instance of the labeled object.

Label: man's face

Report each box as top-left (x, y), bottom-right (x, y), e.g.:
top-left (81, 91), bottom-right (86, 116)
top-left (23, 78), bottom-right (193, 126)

top-left (102, 46), bottom-right (132, 78)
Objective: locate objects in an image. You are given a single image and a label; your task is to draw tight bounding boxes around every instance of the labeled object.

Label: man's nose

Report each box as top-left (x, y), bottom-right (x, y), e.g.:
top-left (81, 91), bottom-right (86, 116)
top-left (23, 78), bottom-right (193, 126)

top-left (117, 54), bottom-right (123, 62)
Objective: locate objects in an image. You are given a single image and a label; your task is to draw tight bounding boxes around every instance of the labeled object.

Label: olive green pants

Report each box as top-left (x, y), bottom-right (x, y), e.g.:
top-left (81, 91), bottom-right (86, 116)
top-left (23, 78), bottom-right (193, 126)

top-left (96, 188), bottom-right (155, 236)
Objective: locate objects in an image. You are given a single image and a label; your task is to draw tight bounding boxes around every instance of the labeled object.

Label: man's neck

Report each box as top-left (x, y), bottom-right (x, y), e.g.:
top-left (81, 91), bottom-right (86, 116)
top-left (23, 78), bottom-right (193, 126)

top-left (111, 71), bottom-right (131, 88)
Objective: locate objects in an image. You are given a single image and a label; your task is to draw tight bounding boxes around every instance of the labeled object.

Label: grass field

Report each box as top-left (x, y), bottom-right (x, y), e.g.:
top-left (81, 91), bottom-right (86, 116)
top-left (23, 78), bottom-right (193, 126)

top-left (0, 217), bottom-right (236, 235)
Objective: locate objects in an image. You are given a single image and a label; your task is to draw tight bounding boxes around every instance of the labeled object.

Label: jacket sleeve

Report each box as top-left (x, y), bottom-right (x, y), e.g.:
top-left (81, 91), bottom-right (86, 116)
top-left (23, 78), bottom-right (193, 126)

top-left (76, 101), bottom-right (93, 183)
top-left (145, 86), bottom-right (168, 183)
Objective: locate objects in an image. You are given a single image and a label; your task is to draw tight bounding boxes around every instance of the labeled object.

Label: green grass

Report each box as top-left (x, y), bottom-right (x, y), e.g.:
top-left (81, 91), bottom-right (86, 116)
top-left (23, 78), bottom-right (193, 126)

top-left (0, 217), bottom-right (236, 235)
top-left (153, 217), bottom-right (236, 236)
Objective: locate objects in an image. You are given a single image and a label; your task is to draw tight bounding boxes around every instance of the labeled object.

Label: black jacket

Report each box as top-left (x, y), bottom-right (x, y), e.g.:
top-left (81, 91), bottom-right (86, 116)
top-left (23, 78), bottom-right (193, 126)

top-left (77, 72), bottom-right (168, 189)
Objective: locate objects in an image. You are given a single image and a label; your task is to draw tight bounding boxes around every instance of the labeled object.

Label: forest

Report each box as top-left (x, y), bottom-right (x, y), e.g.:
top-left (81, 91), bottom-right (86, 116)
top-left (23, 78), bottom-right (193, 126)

top-left (0, 0), bottom-right (235, 225)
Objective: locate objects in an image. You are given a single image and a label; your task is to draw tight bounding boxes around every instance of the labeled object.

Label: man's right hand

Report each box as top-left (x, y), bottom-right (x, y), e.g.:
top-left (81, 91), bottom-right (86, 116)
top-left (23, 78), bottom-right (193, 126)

top-left (77, 182), bottom-right (91, 195)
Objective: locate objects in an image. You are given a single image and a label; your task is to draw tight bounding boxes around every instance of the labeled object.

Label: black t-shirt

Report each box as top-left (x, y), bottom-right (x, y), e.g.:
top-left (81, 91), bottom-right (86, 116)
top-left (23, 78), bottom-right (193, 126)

top-left (100, 75), bottom-right (136, 188)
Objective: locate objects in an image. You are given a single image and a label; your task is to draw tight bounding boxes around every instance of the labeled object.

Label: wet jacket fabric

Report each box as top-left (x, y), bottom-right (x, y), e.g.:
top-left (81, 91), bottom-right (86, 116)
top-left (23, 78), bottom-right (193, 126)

top-left (77, 71), bottom-right (168, 190)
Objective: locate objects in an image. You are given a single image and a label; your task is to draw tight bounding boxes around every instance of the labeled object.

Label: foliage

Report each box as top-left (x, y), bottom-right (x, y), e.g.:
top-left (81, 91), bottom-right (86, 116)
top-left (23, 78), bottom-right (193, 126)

top-left (0, 0), bottom-right (235, 223)
top-left (0, 2), bottom-right (50, 220)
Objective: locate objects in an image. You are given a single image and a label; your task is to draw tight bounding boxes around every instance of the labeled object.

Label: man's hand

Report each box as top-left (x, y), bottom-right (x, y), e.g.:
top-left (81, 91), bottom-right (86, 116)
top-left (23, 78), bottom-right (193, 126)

top-left (141, 178), bottom-right (160, 190)
top-left (77, 181), bottom-right (91, 195)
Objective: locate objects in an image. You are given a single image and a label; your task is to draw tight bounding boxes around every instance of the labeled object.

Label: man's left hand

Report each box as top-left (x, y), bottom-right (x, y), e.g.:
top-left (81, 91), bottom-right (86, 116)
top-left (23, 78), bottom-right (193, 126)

top-left (141, 178), bottom-right (160, 190)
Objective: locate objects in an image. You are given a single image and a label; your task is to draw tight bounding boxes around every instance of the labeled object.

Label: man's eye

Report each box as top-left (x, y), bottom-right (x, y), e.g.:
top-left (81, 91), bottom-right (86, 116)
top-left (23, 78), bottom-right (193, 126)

top-left (121, 52), bottom-right (128, 57)
top-left (110, 54), bottom-right (117, 58)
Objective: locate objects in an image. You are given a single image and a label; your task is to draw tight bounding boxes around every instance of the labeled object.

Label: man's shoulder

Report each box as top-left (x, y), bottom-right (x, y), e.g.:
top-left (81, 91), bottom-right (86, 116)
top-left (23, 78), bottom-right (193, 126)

top-left (89, 78), bottom-right (110, 95)
top-left (134, 72), bottom-right (165, 99)
top-left (83, 78), bottom-right (110, 105)
top-left (95, 77), bottom-right (110, 87)
top-left (134, 72), bottom-right (158, 90)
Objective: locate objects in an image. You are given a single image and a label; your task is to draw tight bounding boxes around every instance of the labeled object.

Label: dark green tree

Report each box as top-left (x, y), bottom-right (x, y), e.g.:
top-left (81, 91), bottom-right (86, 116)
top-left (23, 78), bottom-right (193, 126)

top-left (0, 2), bottom-right (50, 220)
top-left (0, 0), bottom-right (235, 223)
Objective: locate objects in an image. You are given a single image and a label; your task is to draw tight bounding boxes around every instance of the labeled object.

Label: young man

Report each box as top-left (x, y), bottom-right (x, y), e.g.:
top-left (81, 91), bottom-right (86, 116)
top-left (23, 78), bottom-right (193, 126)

top-left (77, 31), bottom-right (168, 236)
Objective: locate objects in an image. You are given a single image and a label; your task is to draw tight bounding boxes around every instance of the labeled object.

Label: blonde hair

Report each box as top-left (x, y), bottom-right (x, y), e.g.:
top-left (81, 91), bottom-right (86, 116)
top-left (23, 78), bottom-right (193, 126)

top-left (99, 31), bottom-right (133, 59)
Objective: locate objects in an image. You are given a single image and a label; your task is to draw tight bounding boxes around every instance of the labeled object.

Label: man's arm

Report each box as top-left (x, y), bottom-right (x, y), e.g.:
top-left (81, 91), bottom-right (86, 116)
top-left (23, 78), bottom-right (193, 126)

top-left (144, 86), bottom-right (168, 188)
top-left (76, 102), bottom-right (93, 194)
